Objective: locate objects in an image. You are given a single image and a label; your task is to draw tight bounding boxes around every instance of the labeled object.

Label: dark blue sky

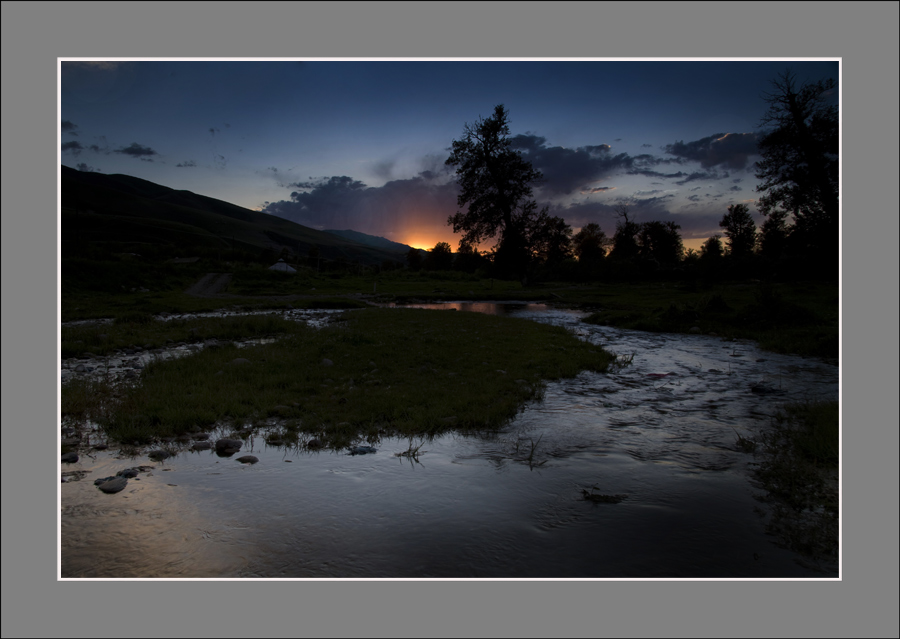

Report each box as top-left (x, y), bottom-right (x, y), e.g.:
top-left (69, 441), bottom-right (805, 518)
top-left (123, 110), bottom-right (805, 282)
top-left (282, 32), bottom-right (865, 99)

top-left (60, 59), bottom-right (839, 250)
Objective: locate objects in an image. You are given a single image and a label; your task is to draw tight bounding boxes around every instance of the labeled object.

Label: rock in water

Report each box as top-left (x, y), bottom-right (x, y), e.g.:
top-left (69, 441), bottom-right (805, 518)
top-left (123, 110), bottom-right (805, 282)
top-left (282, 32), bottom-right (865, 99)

top-left (215, 438), bottom-right (243, 453)
top-left (61, 452), bottom-right (79, 464)
top-left (348, 445), bottom-right (377, 456)
top-left (97, 477), bottom-right (128, 494)
top-left (236, 455), bottom-right (259, 464)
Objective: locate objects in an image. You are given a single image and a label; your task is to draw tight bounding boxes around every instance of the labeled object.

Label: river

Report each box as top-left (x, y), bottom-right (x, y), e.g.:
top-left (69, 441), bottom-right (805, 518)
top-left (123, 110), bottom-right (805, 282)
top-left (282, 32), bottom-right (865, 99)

top-left (59, 303), bottom-right (839, 578)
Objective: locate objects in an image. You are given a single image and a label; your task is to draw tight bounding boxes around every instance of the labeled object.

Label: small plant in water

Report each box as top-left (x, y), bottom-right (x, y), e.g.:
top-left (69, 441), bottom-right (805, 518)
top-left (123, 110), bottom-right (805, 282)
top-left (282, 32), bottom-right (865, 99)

top-left (611, 351), bottom-right (636, 371)
top-left (395, 438), bottom-right (427, 460)
top-left (732, 427), bottom-right (757, 453)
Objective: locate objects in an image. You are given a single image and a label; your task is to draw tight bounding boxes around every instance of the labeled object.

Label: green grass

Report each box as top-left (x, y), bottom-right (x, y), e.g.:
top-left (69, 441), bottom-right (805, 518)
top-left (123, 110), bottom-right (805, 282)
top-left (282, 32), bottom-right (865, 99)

top-left (61, 313), bottom-right (307, 359)
top-left (227, 265), bottom-right (526, 298)
top-left (576, 281), bottom-right (838, 358)
top-left (63, 307), bottom-right (616, 447)
top-left (748, 400), bottom-right (840, 561)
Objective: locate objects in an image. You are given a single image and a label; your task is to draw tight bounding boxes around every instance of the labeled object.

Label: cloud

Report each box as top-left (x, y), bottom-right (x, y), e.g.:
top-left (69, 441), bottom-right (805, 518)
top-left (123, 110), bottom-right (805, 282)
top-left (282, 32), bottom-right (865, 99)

top-left (581, 186), bottom-right (616, 194)
top-left (61, 120), bottom-right (78, 135)
top-left (114, 142), bottom-right (158, 159)
top-left (261, 171), bottom-right (459, 238)
top-left (176, 160), bottom-right (197, 168)
top-left (663, 132), bottom-right (759, 170)
top-left (61, 141), bottom-right (83, 155)
top-left (674, 171), bottom-right (721, 186)
top-left (509, 134), bottom-right (634, 196)
top-left (641, 143), bottom-right (652, 148)
top-left (729, 185), bottom-right (743, 192)
top-left (209, 127), bottom-right (221, 137)
top-left (370, 159), bottom-right (395, 181)
top-left (75, 163), bottom-right (99, 173)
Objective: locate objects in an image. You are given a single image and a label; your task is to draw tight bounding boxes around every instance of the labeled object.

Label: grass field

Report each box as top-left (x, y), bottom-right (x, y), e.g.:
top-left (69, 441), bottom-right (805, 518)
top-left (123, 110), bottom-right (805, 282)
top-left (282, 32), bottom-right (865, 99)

top-left (62, 307), bottom-right (618, 447)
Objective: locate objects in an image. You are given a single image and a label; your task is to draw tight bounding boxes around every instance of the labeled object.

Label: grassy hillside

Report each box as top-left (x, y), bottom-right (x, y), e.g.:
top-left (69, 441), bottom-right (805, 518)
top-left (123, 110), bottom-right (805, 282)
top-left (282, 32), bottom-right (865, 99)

top-left (61, 166), bottom-right (408, 265)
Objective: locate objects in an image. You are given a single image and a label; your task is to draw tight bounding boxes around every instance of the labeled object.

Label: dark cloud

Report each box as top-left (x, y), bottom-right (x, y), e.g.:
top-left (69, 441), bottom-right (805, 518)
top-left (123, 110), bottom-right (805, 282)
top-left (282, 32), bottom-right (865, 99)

top-left (733, 178), bottom-right (743, 183)
top-left (729, 185), bottom-right (743, 192)
top-left (641, 143), bottom-right (652, 148)
top-left (663, 132), bottom-right (759, 170)
top-left (690, 186), bottom-right (702, 191)
top-left (75, 163), bottom-right (98, 173)
top-left (115, 142), bottom-right (158, 158)
top-left (674, 171), bottom-right (720, 186)
top-left (687, 194), bottom-right (701, 202)
top-left (261, 173), bottom-right (459, 237)
top-left (209, 127), bottom-right (220, 136)
top-left (61, 120), bottom-right (78, 135)
top-left (370, 159), bottom-right (395, 181)
top-left (176, 160), bottom-right (196, 168)
top-left (547, 194), bottom-right (725, 241)
top-left (61, 141), bottom-right (83, 155)
top-left (509, 134), bottom-right (633, 196)
top-left (581, 186), bottom-right (615, 194)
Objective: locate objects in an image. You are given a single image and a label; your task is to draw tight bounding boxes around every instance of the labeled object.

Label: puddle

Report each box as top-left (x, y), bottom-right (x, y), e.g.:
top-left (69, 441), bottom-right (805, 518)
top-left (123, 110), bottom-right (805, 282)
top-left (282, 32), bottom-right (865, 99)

top-left (60, 302), bottom-right (839, 578)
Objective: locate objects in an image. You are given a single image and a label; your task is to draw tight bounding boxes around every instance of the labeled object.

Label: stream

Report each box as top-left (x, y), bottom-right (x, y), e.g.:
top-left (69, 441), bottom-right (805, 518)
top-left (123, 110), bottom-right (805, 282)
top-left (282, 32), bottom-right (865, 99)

top-left (59, 303), bottom-right (839, 578)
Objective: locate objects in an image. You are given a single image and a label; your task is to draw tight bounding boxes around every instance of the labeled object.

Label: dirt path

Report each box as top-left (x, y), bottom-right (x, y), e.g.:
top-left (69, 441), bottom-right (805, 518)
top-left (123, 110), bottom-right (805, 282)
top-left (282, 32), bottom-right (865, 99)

top-left (184, 273), bottom-right (233, 297)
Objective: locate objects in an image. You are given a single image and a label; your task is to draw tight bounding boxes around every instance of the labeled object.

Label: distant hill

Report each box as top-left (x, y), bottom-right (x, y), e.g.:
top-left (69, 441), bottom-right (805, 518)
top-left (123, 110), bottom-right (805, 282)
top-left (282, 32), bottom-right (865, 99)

top-left (324, 229), bottom-right (424, 255)
top-left (61, 166), bottom-right (407, 266)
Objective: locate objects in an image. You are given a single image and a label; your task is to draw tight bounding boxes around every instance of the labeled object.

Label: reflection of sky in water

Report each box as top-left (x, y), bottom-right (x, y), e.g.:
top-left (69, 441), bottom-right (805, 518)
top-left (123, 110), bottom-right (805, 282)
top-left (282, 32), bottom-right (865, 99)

top-left (61, 305), bottom-right (839, 578)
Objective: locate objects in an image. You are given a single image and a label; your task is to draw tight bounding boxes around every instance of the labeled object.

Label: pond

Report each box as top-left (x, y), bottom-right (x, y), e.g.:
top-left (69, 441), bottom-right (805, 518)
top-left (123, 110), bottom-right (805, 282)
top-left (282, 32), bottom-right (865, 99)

top-left (59, 303), bottom-right (839, 578)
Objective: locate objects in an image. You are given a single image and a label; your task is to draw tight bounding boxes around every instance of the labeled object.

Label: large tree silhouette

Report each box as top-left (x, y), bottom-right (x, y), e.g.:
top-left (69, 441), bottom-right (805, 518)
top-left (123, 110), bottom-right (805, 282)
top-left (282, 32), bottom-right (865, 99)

top-left (754, 70), bottom-right (838, 269)
top-left (445, 105), bottom-right (564, 279)
top-left (719, 203), bottom-right (758, 259)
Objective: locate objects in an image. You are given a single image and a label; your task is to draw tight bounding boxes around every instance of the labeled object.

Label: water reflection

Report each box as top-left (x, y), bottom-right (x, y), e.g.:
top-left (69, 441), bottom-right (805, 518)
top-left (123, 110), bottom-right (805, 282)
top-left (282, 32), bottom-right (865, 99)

top-left (61, 303), bottom-right (839, 578)
top-left (380, 301), bottom-right (552, 316)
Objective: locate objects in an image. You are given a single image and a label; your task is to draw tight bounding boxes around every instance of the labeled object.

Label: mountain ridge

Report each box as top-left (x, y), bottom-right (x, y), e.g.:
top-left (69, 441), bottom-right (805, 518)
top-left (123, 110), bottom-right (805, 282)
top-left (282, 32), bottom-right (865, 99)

top-left (61, 165), bottom-right (410, 266)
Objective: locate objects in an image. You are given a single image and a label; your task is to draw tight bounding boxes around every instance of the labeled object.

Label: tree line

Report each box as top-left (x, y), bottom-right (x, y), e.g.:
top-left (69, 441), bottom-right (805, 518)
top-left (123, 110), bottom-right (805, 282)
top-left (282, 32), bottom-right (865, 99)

top-left (429, 70), bottom-right (837, 283)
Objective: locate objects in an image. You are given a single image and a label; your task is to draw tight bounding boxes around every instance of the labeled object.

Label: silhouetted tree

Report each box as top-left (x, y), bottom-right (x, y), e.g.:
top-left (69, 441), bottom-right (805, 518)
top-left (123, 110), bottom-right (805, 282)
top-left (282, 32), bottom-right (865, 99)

top-left (609, 204), bottom-right (641, 262)
top-left (406, 247), bottom-right (423, 271)
top-left (445, 105), bottom-right (566, 280)
top-left (638, 220), bottom-right (684, 266)
top-left (527, 207), bottom-right (573, 267)
top-left (572, 223), bottom-right (608, 264)
top-left (758, 208), bottom-right (790, 262)
top-left (424, 241), bottom-right (453, 271)
top-left (453, 239), bottom-right (486, 273)
top-left (755, 70), bottom-right (838, 273)
top-left (718, 203), bottom-right (758, 259)
top-left (700, 234), bottom-right (724, 262)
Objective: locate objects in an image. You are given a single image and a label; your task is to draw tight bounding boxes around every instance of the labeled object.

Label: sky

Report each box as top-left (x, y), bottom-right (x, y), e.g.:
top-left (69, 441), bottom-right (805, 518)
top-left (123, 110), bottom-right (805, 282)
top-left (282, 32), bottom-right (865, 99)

top-left (60, 59), bottom-right (839, 251)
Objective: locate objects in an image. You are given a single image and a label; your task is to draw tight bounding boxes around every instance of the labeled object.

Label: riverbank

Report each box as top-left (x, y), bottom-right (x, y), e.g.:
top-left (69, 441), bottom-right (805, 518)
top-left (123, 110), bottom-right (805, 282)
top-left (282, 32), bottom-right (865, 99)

top-left (62, 306), bottom-right (618, 447)
top-left (60, 304), bottom-right (839, 578)
top-left (62, 270), bottom-right (838, 359)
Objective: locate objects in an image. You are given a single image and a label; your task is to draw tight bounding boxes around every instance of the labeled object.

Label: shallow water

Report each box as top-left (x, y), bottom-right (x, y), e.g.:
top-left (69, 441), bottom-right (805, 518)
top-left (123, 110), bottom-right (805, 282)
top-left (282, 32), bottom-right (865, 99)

top-left (60, 303), bottom-right (839, 578)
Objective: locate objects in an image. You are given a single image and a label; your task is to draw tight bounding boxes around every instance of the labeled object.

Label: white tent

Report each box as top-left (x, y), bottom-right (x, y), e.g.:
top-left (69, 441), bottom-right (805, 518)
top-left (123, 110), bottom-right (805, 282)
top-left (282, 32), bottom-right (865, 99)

top-left (268, 258), bottom-right (297, 273)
